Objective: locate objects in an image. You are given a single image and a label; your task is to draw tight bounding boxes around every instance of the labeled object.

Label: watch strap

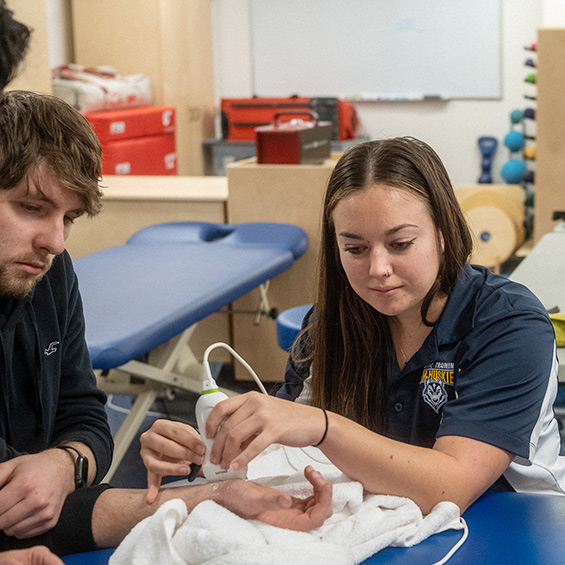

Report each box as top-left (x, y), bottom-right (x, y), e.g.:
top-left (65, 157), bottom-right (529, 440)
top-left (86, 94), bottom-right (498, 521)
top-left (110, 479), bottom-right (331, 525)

top-left (55, 445), bottom-right (88, 489)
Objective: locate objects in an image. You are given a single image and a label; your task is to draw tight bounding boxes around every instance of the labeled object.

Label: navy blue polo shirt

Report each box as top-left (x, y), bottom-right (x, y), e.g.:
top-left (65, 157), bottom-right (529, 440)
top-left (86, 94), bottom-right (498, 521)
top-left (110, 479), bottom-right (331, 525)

top-left (278, 265), bottom-right (565, 493)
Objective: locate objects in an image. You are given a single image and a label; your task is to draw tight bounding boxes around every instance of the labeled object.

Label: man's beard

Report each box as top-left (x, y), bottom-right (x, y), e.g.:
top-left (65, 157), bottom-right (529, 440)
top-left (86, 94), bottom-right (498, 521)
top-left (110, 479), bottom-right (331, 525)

top-left (0, 255), bottom-right (51, 299)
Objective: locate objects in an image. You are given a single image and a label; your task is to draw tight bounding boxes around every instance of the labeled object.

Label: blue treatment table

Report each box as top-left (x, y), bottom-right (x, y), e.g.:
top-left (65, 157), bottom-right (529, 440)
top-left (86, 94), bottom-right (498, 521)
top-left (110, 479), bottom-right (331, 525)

top-left (73, 221), bottom-right (308, 481)
top-left (62, 491), bottom-right (565, 564)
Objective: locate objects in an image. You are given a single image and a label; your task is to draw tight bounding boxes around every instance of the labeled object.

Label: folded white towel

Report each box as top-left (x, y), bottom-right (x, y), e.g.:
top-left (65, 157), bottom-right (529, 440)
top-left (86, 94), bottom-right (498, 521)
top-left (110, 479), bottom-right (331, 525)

top-left (110, 445), bottom-right (464, 565)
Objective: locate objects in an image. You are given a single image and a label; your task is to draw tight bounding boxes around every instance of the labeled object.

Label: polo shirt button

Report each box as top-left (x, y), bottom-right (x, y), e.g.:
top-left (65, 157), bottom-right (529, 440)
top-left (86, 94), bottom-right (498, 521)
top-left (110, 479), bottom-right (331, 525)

top-left (394, 402), bottom-right (403, 412)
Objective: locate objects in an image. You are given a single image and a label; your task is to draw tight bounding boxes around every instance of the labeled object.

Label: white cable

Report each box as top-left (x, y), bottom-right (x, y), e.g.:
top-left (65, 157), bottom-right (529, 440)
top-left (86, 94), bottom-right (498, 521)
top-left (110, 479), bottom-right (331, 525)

top-left (105, 394), bottom-right (195, 425)
top-left (203, 342), bottom-right (269, 395)
top-left (106, 343), bottom-right (267, 422)
top-left (431, 517), bottom-right (468, 565)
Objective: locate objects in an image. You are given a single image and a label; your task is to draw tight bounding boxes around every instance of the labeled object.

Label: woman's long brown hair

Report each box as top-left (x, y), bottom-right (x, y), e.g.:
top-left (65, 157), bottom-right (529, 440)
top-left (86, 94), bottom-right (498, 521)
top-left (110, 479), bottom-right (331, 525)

top-left (295, 137), bottom-right (473, 433)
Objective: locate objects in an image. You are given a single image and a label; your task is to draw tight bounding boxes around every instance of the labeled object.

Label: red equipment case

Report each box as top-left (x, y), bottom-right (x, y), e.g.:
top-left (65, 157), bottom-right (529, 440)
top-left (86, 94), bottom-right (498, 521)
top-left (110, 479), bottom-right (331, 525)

top-left (221, 96), bottom-right (358, 142)
top-left (84, 106), bottom-right (177, 175)
top-left (84, 105), bottom-right (175, 143)
top-left (255, 111), bottom-right (332, 165)
top-left (99, 134), bottom-right (177, 175)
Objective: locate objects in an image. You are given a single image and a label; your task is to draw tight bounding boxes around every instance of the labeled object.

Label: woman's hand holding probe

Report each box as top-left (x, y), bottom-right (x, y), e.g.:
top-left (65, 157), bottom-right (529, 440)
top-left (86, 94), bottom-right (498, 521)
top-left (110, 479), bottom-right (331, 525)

top-left (205, 391), bottom-right (329, 473)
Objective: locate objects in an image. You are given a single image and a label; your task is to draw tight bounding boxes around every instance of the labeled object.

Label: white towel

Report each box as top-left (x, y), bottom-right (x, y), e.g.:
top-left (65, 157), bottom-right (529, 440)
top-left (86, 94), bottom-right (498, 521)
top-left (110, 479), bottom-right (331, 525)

top-left (110, 445), bottom-right (464, 565)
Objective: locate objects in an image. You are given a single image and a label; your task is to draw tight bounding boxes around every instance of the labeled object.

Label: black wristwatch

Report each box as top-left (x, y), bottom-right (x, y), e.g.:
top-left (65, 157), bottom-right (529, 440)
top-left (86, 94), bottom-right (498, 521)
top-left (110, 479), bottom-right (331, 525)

top-left (56, 445), bottom-right (89, 489)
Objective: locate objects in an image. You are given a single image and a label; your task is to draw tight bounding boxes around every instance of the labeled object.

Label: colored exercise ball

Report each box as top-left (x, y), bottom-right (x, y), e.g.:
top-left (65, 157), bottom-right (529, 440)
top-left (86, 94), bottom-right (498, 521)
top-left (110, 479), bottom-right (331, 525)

top-left (510, 109), bottom-right (524, 124)
top-left (501, 159), bottom-right (527, 184)
top-left (504, 130), bottom-right (525, 152)
top-left (524, 146), bottom-right (536, 160)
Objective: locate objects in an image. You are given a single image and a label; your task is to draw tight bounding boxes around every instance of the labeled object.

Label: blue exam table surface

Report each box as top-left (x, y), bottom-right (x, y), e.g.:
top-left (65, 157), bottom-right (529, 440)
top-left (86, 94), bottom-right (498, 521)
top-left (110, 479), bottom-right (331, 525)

top-left (74, 221), bottom-right (308, 370)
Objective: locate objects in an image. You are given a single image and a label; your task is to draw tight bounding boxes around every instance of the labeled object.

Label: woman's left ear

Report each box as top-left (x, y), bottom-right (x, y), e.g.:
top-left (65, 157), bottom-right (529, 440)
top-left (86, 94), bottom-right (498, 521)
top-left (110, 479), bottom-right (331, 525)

top-left (438, 230), bottom-right (445, 254)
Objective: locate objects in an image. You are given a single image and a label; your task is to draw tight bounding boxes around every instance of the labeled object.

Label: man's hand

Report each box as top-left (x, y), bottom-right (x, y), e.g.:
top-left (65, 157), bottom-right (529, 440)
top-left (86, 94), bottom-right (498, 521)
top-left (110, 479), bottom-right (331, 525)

top-left (140, 419), bottom-right (206, 504)
top-left (0, 450), bottom-right (75, 539)
top-left (0, 546), bottom-right (63, 565)
top-left (215, 466), bottom-right (333, 532)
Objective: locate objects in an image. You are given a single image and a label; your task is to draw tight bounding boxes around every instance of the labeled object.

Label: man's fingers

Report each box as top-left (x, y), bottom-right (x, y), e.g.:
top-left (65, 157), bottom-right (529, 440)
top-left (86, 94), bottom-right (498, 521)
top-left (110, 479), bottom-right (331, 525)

top-left (258, 487), bottom-right (292, 512)
top-left (277, 492), bottom-right (293, 509)
top-left (304, 466), bottom-right (330, 494)
top-left (303, 466), bottom-right (333, 525)
top-left (3, 512), bottom-right (55, 539)
top-left (30, 546), bottom-right (64, 565)
top-left (308, 482), bottom-right (333, 527)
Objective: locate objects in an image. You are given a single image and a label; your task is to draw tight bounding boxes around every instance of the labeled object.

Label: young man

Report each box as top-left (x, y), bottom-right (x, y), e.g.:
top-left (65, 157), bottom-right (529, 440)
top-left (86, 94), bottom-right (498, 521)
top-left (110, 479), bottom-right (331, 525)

top-left (0, 90), bottom-right (332, 556)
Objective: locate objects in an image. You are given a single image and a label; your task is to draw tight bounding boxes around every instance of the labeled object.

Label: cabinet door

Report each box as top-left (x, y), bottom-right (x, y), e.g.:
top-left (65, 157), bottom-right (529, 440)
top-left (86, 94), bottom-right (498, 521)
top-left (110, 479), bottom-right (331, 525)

top-left (71, 0), bottom-right (215, 175)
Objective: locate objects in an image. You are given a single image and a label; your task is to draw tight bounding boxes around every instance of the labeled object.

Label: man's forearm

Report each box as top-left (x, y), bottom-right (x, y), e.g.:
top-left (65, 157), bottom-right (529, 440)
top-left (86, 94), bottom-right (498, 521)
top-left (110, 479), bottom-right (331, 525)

top-left (91, 483), bottom-right (215, 548)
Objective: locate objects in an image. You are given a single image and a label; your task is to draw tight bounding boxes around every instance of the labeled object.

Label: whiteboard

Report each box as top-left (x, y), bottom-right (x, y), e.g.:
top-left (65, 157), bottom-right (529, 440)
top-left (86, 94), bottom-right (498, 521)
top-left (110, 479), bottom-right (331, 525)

top-left (251, 0), bottom-right (501, 100)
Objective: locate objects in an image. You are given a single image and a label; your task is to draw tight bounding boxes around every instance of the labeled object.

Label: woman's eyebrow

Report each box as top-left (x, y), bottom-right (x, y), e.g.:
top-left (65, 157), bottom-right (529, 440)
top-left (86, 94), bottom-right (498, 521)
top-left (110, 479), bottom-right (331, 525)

top-left (338, 231), bottom-right (363, 240)
top-left (338, 224), bottom-right (418, 239)
top-left (385, 223), bottom-right (418, 236)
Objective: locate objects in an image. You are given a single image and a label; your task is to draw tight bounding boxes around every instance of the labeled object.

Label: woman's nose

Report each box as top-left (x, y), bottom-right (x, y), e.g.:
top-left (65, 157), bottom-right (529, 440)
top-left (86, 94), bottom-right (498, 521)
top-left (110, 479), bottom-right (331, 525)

top-left (368, 249), bottom-right (391, 278)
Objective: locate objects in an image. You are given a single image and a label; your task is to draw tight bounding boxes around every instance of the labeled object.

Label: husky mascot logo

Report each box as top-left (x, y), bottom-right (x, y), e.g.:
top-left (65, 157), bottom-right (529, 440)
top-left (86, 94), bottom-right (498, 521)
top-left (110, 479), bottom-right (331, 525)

top-left (420, 362), bottom-right (454, 413)
top-left (422, 377), bottom-right (448, 413)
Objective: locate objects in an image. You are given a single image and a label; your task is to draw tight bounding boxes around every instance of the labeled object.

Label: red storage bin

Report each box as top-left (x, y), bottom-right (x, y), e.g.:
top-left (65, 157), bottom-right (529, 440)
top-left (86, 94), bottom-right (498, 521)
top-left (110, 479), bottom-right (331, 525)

top-left (84, 106), bottom-right (177, 175)
top-left (100, 134), bottom-right (177, 175)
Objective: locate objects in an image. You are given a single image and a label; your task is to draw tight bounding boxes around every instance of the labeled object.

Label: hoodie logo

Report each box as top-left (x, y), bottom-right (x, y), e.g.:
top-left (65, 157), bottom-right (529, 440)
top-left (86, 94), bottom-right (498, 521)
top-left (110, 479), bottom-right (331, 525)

top-left (44, 341), bottom-right (60, 356)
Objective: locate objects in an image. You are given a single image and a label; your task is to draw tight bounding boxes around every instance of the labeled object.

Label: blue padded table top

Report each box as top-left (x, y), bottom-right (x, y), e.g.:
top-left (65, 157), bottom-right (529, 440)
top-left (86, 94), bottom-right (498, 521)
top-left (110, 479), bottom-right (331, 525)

top-left (62, 491), bottom-right (565, 564)
top-left (362, 490), bottom-right (565, 564)
top-left (73, 222), bottom-right (307, 369)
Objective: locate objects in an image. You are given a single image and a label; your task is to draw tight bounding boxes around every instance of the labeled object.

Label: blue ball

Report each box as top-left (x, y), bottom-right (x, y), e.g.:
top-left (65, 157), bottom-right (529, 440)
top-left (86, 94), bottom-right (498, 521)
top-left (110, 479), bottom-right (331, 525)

top-left (501, 159), bottom-right (527, 184)
top-left (510, 109), bottom-right (524, 124)
top-left (504, 130), bottom-right (525, 152)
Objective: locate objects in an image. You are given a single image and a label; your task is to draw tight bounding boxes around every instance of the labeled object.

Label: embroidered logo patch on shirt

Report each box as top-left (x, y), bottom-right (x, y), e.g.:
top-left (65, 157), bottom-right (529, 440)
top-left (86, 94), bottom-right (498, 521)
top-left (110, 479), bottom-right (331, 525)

top-left (44, 341), bottom-right (60, 356)
top-left (420, 362), bottom-right (454, 413)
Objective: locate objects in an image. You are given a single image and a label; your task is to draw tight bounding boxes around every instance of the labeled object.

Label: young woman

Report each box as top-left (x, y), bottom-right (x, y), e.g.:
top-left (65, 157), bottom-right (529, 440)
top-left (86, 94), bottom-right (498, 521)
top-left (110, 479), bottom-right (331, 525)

top-left (142, 137), bottom-right (564, 515)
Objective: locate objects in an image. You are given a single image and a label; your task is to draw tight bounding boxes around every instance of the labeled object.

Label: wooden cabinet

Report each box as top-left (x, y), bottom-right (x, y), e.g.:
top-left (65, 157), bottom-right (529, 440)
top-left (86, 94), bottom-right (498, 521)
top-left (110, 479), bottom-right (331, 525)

top-left (71, 0), bottom-right (215, 176)
top-left (534, 28), bottom-right (565, 242)
top-left (226, 155), bottom-right (340, 381)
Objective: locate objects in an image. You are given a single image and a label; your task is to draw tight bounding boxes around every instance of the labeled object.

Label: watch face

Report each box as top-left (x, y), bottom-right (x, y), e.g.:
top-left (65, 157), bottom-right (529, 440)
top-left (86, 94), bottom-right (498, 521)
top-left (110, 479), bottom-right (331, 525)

top-left (75, 455), bottom-right (89, 488)
top-left (56, 446), bottom-right (88, 488)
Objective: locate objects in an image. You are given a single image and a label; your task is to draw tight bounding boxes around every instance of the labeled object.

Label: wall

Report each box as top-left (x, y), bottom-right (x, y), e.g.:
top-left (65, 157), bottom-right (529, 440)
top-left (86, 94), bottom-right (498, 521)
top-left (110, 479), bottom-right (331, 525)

top-left (45, 0), bottom-right (73, 67)
top-left (211, 0), bottom-right (547, 188)
top-left (6, 0), bottom-right (52, 93)
top-left (42, 1), bottom-right (565, 188)
top-left (542, 0), bottom-right (565, 25)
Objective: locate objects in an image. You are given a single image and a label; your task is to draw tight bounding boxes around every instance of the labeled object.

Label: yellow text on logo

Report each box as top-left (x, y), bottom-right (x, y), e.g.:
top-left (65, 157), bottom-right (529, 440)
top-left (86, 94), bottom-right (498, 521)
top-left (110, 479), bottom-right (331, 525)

top-left (420, 369), bottom-right (454, 386)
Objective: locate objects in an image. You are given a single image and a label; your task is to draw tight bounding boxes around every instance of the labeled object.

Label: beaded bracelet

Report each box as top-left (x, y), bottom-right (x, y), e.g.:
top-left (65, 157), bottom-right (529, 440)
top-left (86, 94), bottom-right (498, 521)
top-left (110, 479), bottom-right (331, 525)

top-left (312, 408), bottom-right (328, 447)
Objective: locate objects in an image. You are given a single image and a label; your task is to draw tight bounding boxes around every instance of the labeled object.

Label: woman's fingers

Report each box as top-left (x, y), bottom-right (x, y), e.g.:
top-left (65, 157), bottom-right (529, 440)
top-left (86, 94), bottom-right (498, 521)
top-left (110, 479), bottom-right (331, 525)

top-left (145, 471), bottom-right (162, 505)
top-left (140, 420), bottom-right (206, 477)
